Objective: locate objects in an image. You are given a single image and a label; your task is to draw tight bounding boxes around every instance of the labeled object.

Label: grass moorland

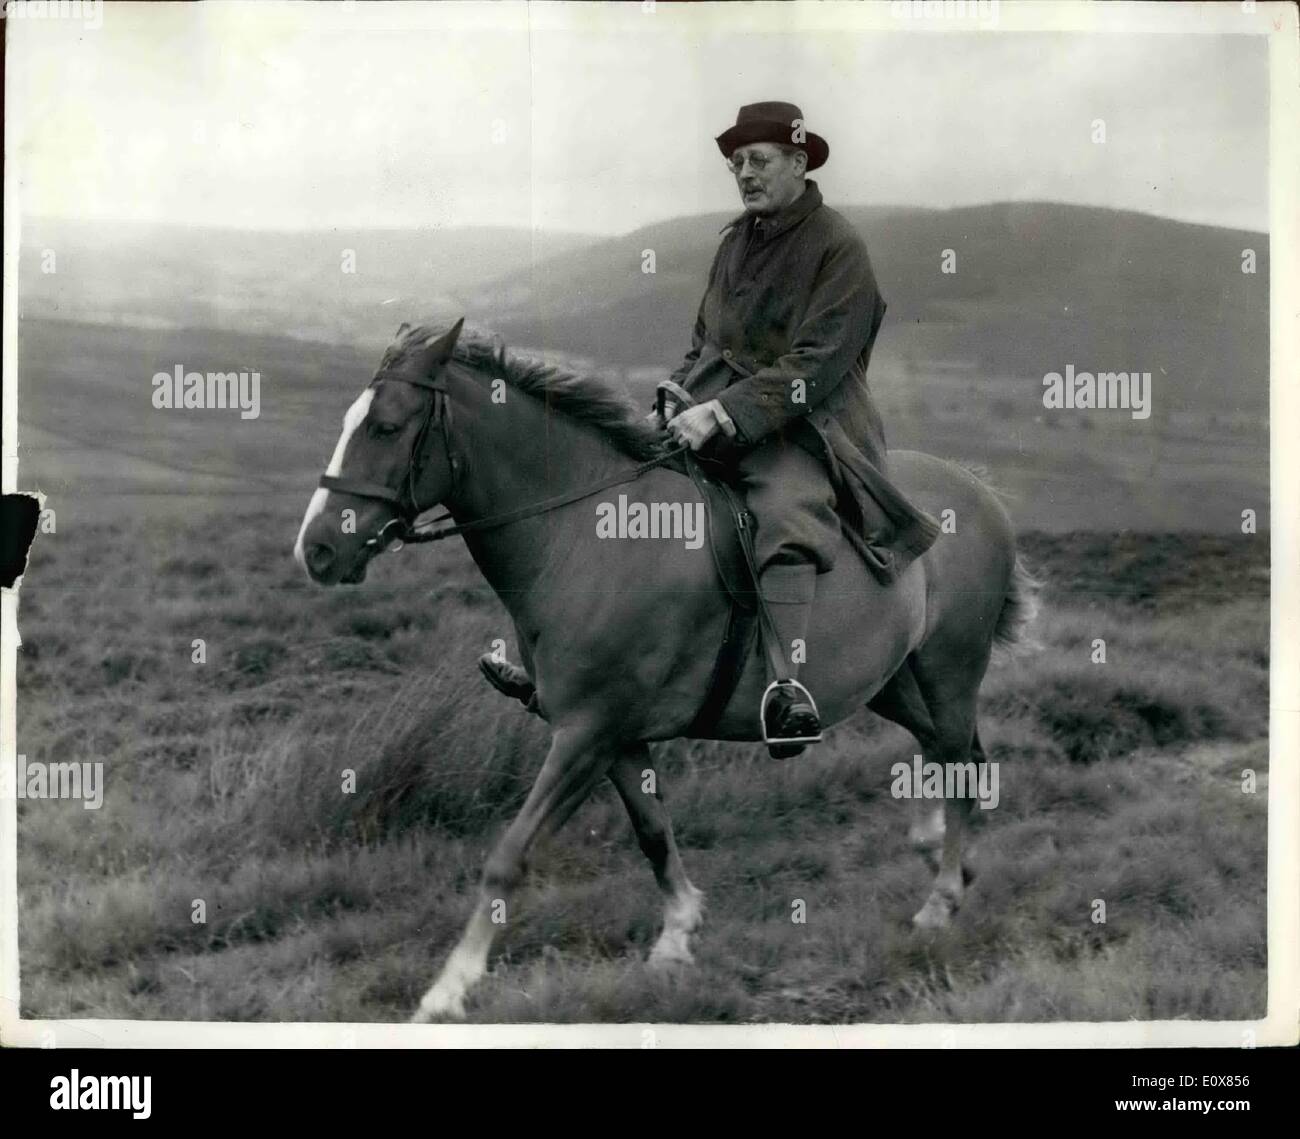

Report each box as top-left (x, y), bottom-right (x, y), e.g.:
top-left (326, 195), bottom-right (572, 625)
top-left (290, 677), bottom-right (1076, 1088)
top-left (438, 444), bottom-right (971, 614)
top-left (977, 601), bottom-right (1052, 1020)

top-left (15, 512), bottom-right (1267, 1025)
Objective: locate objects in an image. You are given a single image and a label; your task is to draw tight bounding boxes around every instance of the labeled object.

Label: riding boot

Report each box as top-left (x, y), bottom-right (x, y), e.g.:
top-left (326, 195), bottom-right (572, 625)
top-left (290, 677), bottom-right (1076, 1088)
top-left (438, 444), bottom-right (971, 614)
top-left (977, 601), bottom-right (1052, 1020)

top-left (759, 561), bottom-right (822, 759)
top-left (478, 654), bottom-right (541, 716)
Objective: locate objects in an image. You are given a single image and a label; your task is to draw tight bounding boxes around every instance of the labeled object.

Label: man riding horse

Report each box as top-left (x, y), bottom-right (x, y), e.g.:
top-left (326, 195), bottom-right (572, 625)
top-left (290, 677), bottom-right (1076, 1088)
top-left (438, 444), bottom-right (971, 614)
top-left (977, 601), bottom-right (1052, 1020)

top-left (482, 101), bottom-right (938, 757)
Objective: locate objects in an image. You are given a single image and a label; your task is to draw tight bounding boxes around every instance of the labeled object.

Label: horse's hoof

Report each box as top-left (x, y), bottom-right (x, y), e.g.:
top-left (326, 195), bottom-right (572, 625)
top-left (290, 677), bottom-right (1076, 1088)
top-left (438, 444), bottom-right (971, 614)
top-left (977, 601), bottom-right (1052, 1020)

top-left (647, 941), bottom-right (696, 967)
top-left (411, 988), bottom-right (466, 1023)
top-left (912, 892), bottom-right (957, 930)
top-left (647, 931), bottom-right (696, 971)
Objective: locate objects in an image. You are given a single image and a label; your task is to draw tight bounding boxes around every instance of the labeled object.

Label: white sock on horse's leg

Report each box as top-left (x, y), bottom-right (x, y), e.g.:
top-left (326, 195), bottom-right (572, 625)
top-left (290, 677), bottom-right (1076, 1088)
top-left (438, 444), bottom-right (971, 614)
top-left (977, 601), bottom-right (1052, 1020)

top-left (607, 748), bottom-right (705, 967)
top-left (414, 901), bottom-right (496, 1021)
top-left (413, 726), bottom-right (613, 1021)
top-left (913, 793), bottom-right (973, 929)
top-left (649, 882), bottom-right (705, 968)
top-left (908, 800), bottom-right (945, 872)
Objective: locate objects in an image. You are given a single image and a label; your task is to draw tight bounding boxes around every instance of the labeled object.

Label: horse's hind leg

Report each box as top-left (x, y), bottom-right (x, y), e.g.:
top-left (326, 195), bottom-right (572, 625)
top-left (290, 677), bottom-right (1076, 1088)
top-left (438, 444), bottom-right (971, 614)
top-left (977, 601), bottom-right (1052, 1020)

top-left (608, 746), bottom-right (704, 968)
top-left (910, 726), bottom-right (988, 921)
top-left (867, 663), bottom-right (944, 871)
top-left (869, 651), bottom-right (989, 928)
top-left (906, 653), bottom-right (992, 930)
top-left (412, 722), bottom-right (615, 1022)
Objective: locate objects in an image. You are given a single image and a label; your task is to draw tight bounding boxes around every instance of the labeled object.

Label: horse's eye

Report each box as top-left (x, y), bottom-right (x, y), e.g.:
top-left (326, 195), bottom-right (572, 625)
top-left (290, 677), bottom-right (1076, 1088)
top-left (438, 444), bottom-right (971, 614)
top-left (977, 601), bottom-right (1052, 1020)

top-left (369, 422), bottom-right (401, 439)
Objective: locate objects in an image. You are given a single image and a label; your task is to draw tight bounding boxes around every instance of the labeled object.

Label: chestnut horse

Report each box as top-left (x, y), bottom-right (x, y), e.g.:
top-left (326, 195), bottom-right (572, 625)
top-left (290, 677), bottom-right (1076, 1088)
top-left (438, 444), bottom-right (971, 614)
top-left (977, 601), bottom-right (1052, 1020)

top-left (294, 319), bottom-right (1036, 1020)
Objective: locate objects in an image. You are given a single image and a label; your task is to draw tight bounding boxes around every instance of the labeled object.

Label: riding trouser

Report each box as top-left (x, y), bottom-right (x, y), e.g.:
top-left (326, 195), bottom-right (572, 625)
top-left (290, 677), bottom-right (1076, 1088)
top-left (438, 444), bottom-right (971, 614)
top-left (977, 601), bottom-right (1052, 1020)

top-left (733, 434), bottom-right (840, 573)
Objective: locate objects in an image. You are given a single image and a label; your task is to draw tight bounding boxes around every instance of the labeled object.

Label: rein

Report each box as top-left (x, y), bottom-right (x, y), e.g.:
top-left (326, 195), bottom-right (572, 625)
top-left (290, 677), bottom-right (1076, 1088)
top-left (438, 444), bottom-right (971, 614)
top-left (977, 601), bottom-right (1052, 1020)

top-left (401, 445), bottom-right (689, 545)
top-left (317, 367), bottom-right (688, 553)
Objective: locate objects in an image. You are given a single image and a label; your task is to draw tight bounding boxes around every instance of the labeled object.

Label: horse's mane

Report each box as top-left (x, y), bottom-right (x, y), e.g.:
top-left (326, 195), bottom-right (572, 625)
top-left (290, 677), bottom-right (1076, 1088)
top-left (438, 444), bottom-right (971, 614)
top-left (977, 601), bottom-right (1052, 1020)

top-left (383, 322), bottom-right (666, 461)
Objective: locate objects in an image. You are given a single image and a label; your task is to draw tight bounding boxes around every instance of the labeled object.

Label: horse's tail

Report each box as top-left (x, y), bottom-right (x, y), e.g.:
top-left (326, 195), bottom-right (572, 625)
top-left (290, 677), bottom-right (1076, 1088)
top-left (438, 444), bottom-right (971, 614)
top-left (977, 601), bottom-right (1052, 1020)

top-left (993, 553), bottom-right (1042, 652)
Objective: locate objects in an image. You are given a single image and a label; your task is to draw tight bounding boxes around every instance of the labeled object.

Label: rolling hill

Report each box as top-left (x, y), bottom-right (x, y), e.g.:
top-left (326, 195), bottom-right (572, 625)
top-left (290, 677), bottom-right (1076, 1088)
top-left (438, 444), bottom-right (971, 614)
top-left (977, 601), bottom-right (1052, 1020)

top-left (18, 219), bottom-right (599, 352)
top-left (16, 202), bottom-right (1269, 531)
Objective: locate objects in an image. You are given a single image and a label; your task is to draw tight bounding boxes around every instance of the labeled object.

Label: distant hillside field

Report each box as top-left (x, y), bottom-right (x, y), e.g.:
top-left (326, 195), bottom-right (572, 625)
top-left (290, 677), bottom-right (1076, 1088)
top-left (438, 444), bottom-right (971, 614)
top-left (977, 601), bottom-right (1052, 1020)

top-left (18, 203), bottom-right (1268, 531)
top-left (19, 220), bottom-right (598, 354)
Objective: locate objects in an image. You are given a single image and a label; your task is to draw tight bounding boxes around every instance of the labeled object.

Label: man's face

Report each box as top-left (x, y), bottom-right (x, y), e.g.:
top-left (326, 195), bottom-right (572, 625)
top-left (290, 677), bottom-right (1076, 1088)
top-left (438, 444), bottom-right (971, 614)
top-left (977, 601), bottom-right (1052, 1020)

top-left (728, 142), bottom-right (807, 215)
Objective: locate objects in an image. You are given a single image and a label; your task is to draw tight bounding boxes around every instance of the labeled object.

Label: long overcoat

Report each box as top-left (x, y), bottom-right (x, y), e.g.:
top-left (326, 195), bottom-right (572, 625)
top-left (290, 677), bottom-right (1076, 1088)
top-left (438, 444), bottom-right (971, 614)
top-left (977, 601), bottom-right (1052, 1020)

top-left (669, 179), bottom-right (939, 577)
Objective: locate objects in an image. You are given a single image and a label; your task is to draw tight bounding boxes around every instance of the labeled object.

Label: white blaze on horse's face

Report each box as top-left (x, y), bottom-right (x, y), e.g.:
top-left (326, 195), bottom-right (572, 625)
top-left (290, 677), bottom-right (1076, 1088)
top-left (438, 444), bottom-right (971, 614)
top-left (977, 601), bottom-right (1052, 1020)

top-left (293, 387), bottom-right (376, 573)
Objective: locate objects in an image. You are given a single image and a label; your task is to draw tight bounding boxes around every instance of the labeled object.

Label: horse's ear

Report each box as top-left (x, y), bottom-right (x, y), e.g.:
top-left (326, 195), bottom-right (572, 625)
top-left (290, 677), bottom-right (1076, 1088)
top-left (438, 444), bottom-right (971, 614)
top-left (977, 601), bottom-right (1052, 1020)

top-left (412, 317), bottom-right (465, 376)
top-left (396, 321), bottom-right (412, 339)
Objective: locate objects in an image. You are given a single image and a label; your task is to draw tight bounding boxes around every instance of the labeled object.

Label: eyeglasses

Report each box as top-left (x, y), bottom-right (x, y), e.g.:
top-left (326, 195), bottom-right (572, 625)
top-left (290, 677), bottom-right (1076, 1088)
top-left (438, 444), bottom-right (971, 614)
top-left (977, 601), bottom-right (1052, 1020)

top-left (726, 152), bottom-right (778, 174)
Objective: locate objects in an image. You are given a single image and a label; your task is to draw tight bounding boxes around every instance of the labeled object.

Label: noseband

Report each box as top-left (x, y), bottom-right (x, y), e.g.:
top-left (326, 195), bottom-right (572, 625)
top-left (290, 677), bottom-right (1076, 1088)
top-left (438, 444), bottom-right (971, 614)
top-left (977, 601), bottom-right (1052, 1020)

top-left (316, 370), bottom-right (456, 553)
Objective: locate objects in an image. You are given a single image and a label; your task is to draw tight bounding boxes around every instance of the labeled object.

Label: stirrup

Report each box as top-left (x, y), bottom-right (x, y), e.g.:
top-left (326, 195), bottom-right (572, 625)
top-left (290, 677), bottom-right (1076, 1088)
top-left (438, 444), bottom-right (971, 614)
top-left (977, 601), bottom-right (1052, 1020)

top-left (760, 679), bottom-right (823, 747)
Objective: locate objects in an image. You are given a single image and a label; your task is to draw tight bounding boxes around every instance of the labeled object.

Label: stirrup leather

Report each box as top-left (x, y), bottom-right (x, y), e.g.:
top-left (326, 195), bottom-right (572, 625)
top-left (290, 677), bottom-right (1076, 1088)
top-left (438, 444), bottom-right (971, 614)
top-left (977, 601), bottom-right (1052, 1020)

top-left (760, 679), bottom-right (823, 747)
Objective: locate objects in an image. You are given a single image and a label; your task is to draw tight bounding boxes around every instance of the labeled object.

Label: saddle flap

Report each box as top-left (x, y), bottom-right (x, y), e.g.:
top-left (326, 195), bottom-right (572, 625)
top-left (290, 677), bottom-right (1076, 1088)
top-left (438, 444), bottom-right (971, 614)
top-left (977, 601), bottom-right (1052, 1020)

top-left (682, 453), bottom-right (757, 609)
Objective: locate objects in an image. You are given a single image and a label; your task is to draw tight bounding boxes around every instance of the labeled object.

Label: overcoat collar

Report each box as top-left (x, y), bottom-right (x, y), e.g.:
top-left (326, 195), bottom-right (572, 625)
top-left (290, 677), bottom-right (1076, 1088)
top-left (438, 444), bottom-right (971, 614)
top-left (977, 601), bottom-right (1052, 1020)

top-left (719, 179), bottom-right (824, 240)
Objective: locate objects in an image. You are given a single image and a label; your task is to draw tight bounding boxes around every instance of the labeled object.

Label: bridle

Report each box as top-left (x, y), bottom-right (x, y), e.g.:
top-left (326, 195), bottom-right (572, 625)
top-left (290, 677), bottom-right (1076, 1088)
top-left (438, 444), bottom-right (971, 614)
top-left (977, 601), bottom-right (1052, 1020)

top-left (316, 369), bottom-right (458, 553)
top-left (315, 366), bottom-right (689, 554)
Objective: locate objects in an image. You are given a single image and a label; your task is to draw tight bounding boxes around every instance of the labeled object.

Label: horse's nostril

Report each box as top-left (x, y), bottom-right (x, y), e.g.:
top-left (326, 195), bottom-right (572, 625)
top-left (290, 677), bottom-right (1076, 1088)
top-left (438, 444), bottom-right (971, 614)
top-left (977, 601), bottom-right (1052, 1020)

top-left (306, 542), bottom-right (336, 574)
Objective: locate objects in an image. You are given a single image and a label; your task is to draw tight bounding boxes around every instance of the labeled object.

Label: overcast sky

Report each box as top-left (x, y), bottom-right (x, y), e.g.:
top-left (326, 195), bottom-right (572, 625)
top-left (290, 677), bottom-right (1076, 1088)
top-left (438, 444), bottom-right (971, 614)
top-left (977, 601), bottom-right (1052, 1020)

top-left (8, 2), bottom-right (1270, 234)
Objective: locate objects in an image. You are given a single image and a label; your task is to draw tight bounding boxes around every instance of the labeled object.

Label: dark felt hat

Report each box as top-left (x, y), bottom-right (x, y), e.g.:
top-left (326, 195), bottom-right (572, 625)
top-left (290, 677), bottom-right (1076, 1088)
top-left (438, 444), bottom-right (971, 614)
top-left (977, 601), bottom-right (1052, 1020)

top-left (715, 101), bottom-right (829, 170)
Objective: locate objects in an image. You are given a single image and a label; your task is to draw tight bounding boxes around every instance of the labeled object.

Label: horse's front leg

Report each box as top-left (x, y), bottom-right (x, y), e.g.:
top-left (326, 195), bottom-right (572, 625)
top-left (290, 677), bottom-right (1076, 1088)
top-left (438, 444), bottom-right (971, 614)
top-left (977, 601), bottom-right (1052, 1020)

top-left (412, 720), bottom-right (615, 1022)
top-left (608, 745), bottom-right (704, 967)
